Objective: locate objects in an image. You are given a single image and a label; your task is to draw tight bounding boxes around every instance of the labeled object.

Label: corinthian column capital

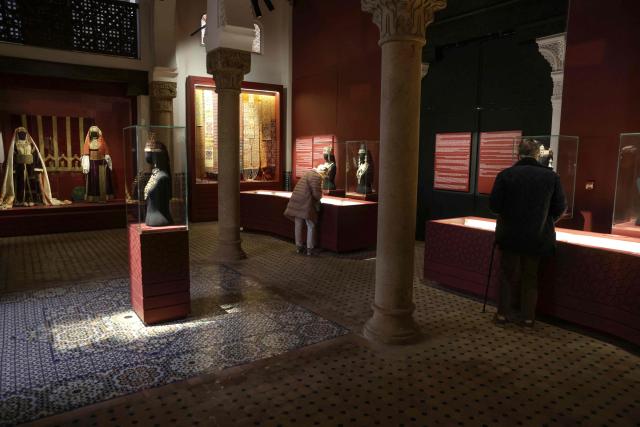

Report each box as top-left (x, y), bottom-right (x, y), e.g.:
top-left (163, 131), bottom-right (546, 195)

top-left (362, 0), bottom-right (447, 45)
top-left (207, 48), bottom-right (251, 91)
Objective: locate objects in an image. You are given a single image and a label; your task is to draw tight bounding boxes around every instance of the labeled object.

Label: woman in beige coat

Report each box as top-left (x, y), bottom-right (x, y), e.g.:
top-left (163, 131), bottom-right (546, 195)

top-left (284, 167), bottom-right (326, 255)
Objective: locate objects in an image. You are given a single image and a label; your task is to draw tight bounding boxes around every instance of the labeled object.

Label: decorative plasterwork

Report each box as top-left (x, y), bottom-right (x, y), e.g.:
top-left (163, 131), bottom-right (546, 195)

top-left (149, 81), bottom-right (177, 112)
top-left (207, 48), bottom-right (251, 90)
top-left (536, 33), bottom-right (566, 72)
top-left (206, 0), bottom-right (255, 52)
top-left (361, 0), bottom-right (447, 45)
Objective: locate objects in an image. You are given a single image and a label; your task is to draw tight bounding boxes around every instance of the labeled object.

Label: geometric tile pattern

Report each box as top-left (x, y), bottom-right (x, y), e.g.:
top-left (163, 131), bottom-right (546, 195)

top-left (2, 222), bottom-right (639, 426)
top-left (0, 264), bottom-right (347, 425)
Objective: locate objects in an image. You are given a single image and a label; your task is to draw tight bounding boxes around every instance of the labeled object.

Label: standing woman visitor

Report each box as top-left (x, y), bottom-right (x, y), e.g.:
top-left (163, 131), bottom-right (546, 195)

top-left (284, 166), bottom-right (327, 255)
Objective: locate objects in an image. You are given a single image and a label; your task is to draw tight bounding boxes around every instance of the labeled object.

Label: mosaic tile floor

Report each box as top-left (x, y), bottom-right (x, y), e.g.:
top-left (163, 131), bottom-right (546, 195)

top-left (0, 263), bottom-right (347, 425)
top-left (2, 223), bottom-right (639, 426)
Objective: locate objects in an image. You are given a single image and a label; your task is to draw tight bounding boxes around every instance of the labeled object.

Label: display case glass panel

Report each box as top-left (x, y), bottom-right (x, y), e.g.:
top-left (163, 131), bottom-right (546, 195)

top-left (613, 133), bottom-right (640, 238)
top-left (124, 125), bottom-right (188, 233)
top-left (512, 135), bottom-right (579, 219)
top-left (345, 140), bottom-right (379, 200)
top-left (193, 84), bottom-right (280, 183)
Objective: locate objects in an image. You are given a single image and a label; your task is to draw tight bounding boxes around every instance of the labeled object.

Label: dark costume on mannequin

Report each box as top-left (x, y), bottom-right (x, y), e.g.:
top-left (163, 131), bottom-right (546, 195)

top-left (355, 144), bottom-right (374, 194)
top-left (321, 146), bottom-right (336, 191)
top-left (0, 127), bottom-right (57, 208)
top-left (144, 135), bottom-right (173, 227)
top-left (82, 126), bottom-right (114, 202)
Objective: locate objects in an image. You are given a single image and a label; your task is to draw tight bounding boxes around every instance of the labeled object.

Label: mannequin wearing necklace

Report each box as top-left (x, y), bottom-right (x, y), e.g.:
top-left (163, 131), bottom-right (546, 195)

top-left (143, 136), bottom-right (173, 227)
top-left (321, 146), bottom-right (337, 191)
top-left (355, 144), bottom-right (374, 194)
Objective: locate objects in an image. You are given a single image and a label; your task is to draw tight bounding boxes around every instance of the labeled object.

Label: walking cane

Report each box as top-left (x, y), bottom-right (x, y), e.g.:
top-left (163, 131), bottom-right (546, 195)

top-left (482, 241), bottom-right (498, 313)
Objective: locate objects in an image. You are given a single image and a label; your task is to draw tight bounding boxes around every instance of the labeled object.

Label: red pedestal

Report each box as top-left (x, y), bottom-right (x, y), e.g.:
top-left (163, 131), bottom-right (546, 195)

top-left (128, 224), bottom-right (190, 325)
top-left (240, 191), bottom-right (377, 252)
top-left (424, 217), bottom-right (640, 346)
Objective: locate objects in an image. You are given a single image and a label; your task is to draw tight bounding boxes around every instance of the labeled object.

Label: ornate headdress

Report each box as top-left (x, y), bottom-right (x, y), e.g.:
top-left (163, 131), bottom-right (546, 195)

top-left (144, 132), bottom-right (162, 152)
top-left (323, 145), bottom-right (333, 155)
top-left (358, 144), bottom-right (367, 155)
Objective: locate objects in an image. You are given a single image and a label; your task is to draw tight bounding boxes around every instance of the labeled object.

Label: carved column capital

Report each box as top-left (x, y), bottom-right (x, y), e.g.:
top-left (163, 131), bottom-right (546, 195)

top-left (207, 48), bottom-right (251, 91)
top-left (362, 0), bottom-right (447, 45)
top-left (536, 33), bottom-right (566, 72)
top-left (149, 81), bottom-right (177, 113)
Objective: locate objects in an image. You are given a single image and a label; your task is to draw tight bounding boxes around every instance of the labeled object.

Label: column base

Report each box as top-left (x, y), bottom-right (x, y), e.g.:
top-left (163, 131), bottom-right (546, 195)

top-left (215, 239), bottom-right (247, 263)
top-left (363, 303), bottom-right (422, 345)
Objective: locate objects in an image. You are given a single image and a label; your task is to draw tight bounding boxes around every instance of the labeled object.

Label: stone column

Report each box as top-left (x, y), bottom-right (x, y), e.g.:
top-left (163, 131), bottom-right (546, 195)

top-left (207, 48), bottom-right (251, 262)
top-left (536, 33), bottom-right (566, 166)
top-left (149, 81), bottom-right (177, 149)
top-left (362, 0), bottom-right (446, 345)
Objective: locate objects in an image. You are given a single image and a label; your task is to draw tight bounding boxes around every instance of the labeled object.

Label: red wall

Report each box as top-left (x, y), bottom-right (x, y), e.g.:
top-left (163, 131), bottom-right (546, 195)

top-left (292, 0), bottom-right (381, 183)
top-left (560, 0), bottom-right (640, 232)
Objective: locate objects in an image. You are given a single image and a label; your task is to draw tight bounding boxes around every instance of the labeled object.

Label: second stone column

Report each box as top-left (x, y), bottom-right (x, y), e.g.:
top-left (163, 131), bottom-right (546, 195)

top-left (207, 48), bottom-right (251, 262)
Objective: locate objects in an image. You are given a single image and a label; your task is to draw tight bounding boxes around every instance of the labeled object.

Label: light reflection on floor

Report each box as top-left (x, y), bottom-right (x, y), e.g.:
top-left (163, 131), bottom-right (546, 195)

top-left (0, 264), bottom-right (347, 425)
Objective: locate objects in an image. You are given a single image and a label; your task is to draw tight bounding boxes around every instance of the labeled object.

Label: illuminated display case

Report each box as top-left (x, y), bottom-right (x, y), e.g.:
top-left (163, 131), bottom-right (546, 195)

top-left (512, 135), bottom-right (579, 218)
top-left (612, 133), bottom-right (640, 238)
top-left (193, 83), bottom-right (281, 183)
top-left (345, 140), bottom-right (379, 201)
top-left (124, 125), bottom-right (188, 232)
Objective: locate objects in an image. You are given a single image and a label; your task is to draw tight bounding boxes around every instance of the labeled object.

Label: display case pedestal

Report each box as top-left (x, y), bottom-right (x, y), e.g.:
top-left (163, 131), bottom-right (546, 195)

top-left (128, 224), bottom-right (190, 325)
top-left (346, 192), bottom-right (378, 202)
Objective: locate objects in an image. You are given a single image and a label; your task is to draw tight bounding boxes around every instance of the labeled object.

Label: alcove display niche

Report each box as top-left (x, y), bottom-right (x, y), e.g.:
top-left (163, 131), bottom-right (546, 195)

top-left (186, 76), bottom-right (285, 222)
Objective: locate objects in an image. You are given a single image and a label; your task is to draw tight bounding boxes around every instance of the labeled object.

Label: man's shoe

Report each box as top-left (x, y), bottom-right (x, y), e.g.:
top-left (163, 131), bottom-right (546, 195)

top-left (493, 313), bottom-right (510, 324)
top-left (306, 248), bottom-right (314, 256)
top-left (521, 319), bottom-right (535, 328)
top-left (296, 245), bottom-right (304, 254)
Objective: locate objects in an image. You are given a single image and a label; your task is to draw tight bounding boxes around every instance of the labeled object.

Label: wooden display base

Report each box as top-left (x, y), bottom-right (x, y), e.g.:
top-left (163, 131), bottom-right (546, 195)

top-left (346, 192), bottom-right (378, 202)
top-left (129, 224), bottom-right (190, 325)
top-left (0, 200), bottom-right (126, 237)
top-left (323, 189), bottom-right (345, 197)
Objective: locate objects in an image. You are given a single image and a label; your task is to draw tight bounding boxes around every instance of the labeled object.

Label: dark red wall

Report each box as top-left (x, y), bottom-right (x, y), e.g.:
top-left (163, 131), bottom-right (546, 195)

top-left (292, 0), bottom-right (381, 183)
top-left (560, 0), bottom-right (640, 232)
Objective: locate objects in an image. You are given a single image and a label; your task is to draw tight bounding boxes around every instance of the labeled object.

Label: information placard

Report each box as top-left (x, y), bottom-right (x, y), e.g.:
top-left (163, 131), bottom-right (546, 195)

top-left (434, 132), bottom-right (472, 192)
top-left (478, 130), bottom-right (522, 194)
top-left (295, 137), bottom-right (313, 178)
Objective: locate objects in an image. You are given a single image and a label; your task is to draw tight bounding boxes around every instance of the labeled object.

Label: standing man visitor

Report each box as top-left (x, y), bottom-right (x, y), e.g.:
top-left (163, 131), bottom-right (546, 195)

top-left (489, 139), bottom-right (567, 326)
top-left (284, 166), bottom-right (327, 255)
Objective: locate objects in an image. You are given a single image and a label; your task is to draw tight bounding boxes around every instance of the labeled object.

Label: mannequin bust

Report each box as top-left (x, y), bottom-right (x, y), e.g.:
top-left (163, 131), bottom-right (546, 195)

top-left (355, 144), bottom-right (374, 194)
top-left (321, 146), bottom-right (337, 190)
top-left (143, 135), bottom-right (173, 227)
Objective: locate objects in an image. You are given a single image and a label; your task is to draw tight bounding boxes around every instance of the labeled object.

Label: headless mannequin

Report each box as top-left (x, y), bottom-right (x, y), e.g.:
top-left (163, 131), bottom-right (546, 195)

top-left (144, 143), bottom-right (173, 227)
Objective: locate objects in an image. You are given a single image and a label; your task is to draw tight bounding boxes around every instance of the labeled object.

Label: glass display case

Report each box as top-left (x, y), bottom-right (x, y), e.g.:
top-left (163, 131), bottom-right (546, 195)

top-left (512, 135), bottom-right (579, 218)
top-left (193, 84), bottom-right (280, 183)
top-left (124, 125), bottom-right (188, 232)
top-left (612, 133), bottom-right (640, 238)
top-left (345, 140), bottom-right (379, 201)
top-left (0, 120), bottom-right (124, 209)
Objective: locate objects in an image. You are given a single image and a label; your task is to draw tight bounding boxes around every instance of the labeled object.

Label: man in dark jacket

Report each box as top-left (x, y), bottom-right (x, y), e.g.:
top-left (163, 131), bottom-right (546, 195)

top-left (489, 139), bottom-right (567, 326)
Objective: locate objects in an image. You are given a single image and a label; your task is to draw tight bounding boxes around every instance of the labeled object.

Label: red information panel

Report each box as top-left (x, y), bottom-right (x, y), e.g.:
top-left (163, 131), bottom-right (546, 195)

top-left (434, 132), bottom-right (472, 192)
top-left (295, 137), bottom-right (313, 178)
top-left (478, 130), bottom-right (522, 194)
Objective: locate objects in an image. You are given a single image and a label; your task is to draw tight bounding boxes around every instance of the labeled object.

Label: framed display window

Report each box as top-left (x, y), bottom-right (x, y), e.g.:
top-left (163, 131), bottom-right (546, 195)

top-left (188, 77), bottom-right (283, 185)
top-left (294, 134), bottom-right (336, 178)
top-left (186, 76), bottom-right (285, 222)
top-left (433, 132), bottom-right (472, 192)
